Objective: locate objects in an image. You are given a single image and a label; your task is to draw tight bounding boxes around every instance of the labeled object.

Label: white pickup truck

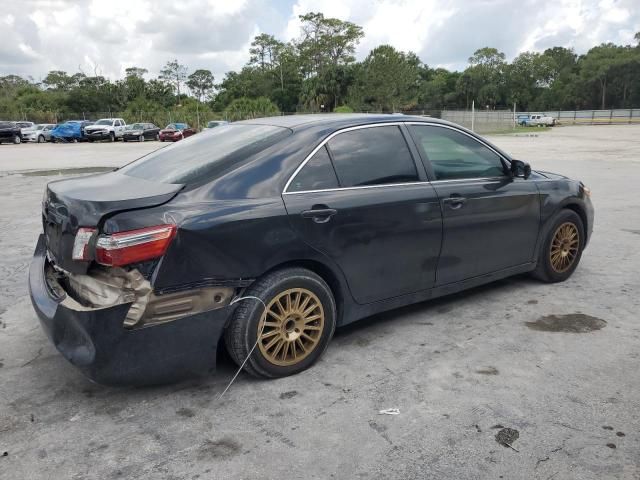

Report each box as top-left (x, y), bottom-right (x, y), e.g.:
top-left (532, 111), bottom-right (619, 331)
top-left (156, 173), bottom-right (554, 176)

top-left (84, 118), bottom-right (127, 142)
top-left (518, 113), bottom-right (557, 127)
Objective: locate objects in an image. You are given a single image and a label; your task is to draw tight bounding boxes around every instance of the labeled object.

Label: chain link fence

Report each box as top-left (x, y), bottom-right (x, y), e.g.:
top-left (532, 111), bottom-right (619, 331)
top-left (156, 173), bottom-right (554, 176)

top-left (3, 108), bottom-right (638, 133)
top-left (441, 108), bottom-right (640, 133)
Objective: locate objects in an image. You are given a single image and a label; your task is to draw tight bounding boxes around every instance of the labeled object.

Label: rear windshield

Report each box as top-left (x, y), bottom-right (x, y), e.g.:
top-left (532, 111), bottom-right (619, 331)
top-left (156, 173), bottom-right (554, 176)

top-left (120, 124), bottom-right (290, 185)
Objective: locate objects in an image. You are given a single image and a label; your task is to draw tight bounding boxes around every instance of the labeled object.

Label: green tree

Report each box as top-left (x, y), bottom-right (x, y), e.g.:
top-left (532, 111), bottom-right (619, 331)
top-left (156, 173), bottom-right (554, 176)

top-left (249, 34), bottom-right (283, 70)
top-left (296, 12), bottom-right (364, 109)
top-left (125, 67), bottom-right (148, 79)
top-left (355, 45), bottom-right (420, 112)
top-left (465, 47), bottom-right (507, 108)
top-left (187, 69), bottom-right (215, 102)
top-left (42, 71), bottom-right (75, 90)
top-left (159, 59), bottom-right (188, 99)
top-left (223, 96), bottom-right (279, 121)
top-left (580, 43), bottom-right (621, 109)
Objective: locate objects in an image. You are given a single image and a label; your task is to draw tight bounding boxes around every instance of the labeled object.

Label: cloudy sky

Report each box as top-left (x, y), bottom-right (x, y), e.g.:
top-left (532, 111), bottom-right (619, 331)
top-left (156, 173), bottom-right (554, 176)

top-left (1, 0), bottom-right (638, 82)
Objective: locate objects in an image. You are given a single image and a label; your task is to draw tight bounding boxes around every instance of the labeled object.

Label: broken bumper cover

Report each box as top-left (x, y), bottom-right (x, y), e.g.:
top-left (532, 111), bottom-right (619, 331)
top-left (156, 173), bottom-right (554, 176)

top-left (28, 235), bottom-right (232, 386)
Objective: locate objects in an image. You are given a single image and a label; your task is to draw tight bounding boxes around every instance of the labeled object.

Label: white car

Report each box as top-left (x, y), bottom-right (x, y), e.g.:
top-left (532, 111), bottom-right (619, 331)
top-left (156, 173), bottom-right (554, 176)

top-left (23, 123), bottom-right (56, 143)
top-left (84, 118), bottom-right (127, 142)
top-left (16, 121), bottom-right (35, 138)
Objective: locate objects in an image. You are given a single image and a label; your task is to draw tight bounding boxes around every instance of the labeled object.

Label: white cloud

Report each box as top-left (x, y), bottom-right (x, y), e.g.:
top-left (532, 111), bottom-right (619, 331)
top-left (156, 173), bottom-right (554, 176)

top-left (0, 0), bottom-right (638, 81)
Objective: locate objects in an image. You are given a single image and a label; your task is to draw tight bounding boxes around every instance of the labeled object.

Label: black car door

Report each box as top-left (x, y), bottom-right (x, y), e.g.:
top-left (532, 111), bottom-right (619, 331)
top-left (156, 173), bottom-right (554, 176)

top-left (282, 124), bottom-right (443, 304)
top-left (144, 124), bottom-right (155, 139)
top-left (407, 124), bottom-right (540, 286)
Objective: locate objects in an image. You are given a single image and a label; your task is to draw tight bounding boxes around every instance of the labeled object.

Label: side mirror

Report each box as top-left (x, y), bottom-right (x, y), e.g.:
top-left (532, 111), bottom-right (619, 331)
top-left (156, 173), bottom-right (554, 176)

top-left (510, 159), bottom-right (531, 179)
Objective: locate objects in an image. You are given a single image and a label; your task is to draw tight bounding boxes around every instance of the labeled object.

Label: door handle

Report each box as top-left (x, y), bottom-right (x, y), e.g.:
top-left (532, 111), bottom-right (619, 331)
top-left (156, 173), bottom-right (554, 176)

top-left (301, 208), bottom-right (338, 224)
top-left (442, 196), bottom-right (467, 209)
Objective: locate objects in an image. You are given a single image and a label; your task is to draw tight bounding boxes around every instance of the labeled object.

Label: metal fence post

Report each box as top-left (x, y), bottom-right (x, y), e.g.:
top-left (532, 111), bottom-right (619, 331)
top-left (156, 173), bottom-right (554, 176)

top-left (471, 100), bottom-right (475, 132)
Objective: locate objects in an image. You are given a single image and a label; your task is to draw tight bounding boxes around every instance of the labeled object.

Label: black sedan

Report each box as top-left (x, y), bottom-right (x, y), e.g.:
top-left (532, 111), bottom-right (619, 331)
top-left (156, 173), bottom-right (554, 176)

top-left (29, 114), bottom-right (594, 385)
top-left (122, 123), bottom-right (161, 142)
top-left (0, 121), bottom-right (22, 144)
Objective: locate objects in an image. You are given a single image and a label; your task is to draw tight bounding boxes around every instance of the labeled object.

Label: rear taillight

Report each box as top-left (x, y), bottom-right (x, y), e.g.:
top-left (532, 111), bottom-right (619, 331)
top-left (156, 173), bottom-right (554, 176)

top-left (95, 224), bottom-right (176, 267)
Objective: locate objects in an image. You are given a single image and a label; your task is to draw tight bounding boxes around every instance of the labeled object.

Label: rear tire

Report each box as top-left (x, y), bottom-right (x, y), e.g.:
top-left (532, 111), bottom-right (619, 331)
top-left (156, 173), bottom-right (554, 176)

top-left (38, 135), bottom-right (45, 143)
top-left (224, 267), bottom-right (336, 378)
top-left (532, 209), bottom-right (584, 283)
top-left (13, 135), bottom-right (21, 144)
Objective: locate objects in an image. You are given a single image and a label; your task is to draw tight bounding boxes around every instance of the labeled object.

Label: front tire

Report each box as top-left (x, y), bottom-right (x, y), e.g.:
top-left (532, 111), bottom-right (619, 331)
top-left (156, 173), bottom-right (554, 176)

top-left (224, 267), bottom-right (336, 378)
top-left (13, 135), bottom-right (21, 144)
top-left (109, 132), bottom-right (115, 142)
top-left (532, 209), bottom-right (584, 283)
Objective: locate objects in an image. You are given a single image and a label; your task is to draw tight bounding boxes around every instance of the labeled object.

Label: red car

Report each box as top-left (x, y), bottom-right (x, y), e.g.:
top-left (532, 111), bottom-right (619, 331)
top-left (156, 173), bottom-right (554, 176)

top-left (158, 123), bottom-right (196, 142)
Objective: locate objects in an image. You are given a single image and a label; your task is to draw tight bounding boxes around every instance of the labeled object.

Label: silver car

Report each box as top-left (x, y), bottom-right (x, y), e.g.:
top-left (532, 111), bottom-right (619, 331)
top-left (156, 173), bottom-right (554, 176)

top-left (23, 123), bottom-right (57, 143)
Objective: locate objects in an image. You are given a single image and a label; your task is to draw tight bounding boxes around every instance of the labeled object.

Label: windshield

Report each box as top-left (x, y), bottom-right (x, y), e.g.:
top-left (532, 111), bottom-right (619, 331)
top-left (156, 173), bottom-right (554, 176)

top-left (121, 124), bottom-right (290, 185)
top-left (131, 123), bottom-right (144, 129)
top-left (95, 119), bottom-right (113, 125)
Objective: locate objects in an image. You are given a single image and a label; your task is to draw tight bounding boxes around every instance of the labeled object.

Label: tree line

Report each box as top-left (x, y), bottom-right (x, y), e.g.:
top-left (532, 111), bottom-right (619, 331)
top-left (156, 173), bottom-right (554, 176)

top-left (1, 12), bottom-right (639, 124)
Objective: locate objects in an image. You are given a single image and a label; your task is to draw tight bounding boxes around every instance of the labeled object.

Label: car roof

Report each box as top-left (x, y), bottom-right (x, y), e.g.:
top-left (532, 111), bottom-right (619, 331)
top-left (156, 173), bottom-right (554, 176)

top-left (236, 113), bottom-right (454, 130)
top-left (236, 113), bottom-right (513, 164)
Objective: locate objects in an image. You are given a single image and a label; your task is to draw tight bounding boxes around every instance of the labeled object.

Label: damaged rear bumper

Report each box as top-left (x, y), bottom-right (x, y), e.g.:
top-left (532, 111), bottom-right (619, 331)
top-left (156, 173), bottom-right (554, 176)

top-left (28, 234), bottom-right (234, 386)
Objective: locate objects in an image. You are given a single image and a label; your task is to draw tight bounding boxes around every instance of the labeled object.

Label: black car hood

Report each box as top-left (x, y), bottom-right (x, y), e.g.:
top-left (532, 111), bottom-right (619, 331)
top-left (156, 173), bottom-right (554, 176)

top-left (44, 171), bottom-right (183, 273)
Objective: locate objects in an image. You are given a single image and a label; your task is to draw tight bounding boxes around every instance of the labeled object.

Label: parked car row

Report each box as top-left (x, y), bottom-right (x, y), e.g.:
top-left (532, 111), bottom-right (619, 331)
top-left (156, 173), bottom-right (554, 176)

top-left (0, 118), bottom-right (227, 144)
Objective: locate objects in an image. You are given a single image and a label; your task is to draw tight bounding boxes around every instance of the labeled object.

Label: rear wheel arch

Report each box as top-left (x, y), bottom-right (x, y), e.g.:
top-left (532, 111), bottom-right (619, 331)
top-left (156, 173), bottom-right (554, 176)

top-left (259, 259), bottom-right (346, 326)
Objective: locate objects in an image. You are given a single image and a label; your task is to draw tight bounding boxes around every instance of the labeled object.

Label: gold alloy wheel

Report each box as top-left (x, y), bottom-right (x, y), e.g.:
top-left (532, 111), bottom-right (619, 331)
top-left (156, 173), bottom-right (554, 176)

top-left (550, 222), bottom-right (580, 273)
top-left (257, 288), bottom-right (325, 366)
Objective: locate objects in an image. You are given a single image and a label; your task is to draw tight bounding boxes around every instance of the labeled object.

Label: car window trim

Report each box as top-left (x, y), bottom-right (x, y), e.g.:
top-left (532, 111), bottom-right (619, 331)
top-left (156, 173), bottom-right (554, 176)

top-left (284, 122), bottom-right (427, 194)
top-left (283, 121), bottom-right (511, 194)
top-left (404, 122), bottom-right (511, 181)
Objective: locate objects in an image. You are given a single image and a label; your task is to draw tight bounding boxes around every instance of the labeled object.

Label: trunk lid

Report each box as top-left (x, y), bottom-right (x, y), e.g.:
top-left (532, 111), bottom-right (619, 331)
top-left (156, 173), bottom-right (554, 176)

top-left (43, 171), bottom-right (183, 273)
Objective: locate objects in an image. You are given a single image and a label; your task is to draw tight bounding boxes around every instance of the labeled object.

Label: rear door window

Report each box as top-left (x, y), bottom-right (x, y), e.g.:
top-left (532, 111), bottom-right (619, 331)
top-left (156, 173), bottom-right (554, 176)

top-left (327, 126), bottom-right (418, 187)
top-left (288, 146), bottom-right (339, 192)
